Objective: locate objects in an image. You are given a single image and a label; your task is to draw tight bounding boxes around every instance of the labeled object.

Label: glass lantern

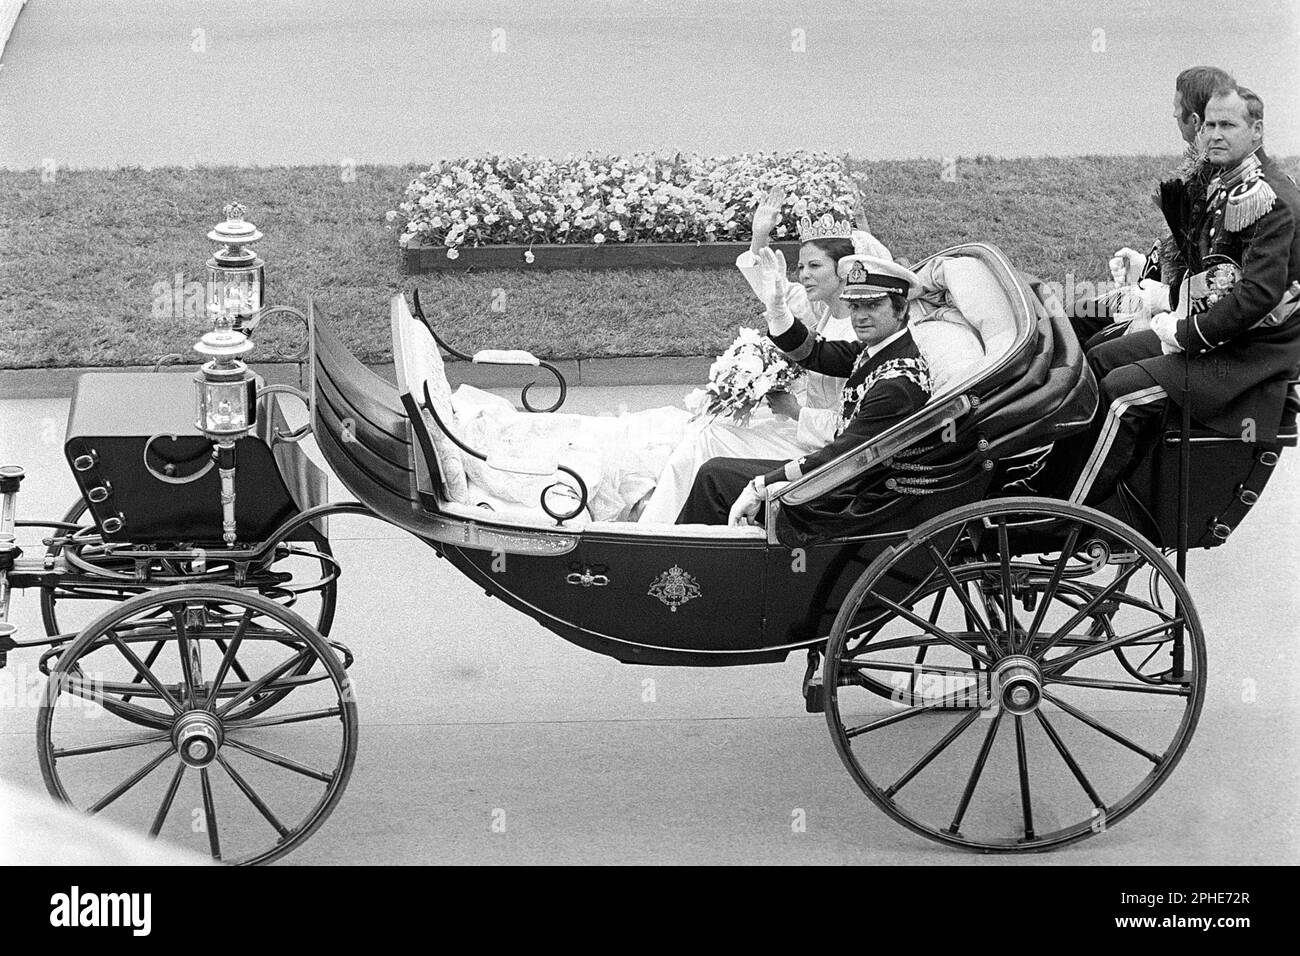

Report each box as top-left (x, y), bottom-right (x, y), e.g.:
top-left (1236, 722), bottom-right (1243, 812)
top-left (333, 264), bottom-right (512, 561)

top-left (195, 361), bottom-right (258, 437)
top-left (206, 202), bottom-right (265, 325)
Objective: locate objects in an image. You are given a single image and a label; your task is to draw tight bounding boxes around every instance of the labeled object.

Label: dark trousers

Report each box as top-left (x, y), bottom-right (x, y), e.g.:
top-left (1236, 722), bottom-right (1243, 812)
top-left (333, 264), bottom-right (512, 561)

top-left (1032, 331), bottom-right (1171, 505)
top-left (1068, 296), bottom-right (1129, 353)
top-left (676, 457), bottom-right (783, 525)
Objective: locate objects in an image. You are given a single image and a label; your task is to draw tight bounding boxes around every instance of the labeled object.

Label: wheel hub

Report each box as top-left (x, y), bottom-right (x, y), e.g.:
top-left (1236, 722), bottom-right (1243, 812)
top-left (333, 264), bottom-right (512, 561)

top-left (173, 711), bottom-right (224, 767)
top-left (993, 655), bottom-right (1042, 715)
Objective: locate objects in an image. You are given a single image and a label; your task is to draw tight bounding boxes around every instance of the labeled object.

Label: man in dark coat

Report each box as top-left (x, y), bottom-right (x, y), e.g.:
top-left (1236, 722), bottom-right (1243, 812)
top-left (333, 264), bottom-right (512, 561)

top-left (676, 255), bottom-right (931, 526)
top-left (1036, 84), bottom-right (1300, 505)
top-left (1070, 66), bottom-right (1235, 349)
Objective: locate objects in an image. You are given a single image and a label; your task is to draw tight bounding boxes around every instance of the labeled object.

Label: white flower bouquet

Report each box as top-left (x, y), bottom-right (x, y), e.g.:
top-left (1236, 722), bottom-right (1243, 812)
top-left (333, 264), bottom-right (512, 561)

top-left (388, 150), bottom-right (858, 251)
top-left (684, 328), bottom-right (805, 427)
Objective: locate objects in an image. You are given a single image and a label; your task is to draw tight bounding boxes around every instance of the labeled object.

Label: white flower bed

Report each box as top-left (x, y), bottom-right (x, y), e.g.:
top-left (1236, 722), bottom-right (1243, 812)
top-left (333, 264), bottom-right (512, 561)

top-left (389, 151), bottom-right (857, 251)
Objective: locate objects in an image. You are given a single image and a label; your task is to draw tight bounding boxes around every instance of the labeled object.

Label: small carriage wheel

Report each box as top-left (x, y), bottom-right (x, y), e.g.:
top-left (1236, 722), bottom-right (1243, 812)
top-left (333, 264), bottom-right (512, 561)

top-left (39, 496), bottom-right (338, 723)
top-left (37, 584), bottom-right (357, 865)
top-left (823, 497), bottom-right (1205, 852)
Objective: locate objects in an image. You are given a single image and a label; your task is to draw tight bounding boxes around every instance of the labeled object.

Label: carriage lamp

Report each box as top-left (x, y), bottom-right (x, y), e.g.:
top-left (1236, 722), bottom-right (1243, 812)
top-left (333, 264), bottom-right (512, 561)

top-left (194, 301), bottom-right (257, 547)
top-left (207, 202), bottom-right (265, 332)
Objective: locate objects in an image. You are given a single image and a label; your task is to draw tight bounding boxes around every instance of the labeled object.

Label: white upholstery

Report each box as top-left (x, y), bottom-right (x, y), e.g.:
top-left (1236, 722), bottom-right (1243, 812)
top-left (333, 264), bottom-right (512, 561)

top-left (391, 295), bottom-right (471, 502)
top-left (473, 348), bottom-right (539, 366)
top-left (911, 255), bottom-right (1019, 395)
top-left (392, 297), bottom-right (595, 526)
top-left (910, 312), bottom-right (984, 395)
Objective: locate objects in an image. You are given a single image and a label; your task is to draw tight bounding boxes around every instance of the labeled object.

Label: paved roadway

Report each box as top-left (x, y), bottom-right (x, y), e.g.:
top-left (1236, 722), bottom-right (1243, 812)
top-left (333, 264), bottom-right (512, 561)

top-left (1, 0), bottom-right (1298, 169)
top-left (1, 383), bottom-right (1297, 865)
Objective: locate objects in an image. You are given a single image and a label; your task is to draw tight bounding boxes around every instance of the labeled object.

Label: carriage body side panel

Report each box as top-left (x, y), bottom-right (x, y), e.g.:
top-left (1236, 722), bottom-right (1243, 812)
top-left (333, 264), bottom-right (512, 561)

top-left (435, 537), bottom-right (795, 666)
top-left (571, 532), bottom-right (768, 657)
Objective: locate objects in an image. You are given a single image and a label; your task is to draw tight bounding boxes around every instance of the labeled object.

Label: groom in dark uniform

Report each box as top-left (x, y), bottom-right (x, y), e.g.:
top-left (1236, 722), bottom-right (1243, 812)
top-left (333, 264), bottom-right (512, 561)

top-left (1033, 83), bottom-right (1300, 505)
top-left (676, 255), bottom-right (931, 525)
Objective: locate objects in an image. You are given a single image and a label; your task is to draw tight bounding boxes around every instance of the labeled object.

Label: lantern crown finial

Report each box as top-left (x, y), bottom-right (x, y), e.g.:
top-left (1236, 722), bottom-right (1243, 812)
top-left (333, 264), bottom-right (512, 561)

top-left (209, 202), bottom-right (262, 247)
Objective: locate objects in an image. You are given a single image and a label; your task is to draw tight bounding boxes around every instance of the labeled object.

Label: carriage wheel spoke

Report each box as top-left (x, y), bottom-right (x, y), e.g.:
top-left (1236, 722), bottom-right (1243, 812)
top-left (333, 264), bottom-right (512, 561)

top-left (1042, 690), bottom-right (1161, 764)
top-left (87, 746), bottom-right (177, 814)
top-left (173, 606), bottom-right (200, 705)
top-left (945, 707), bottom-right (1003, 834)
top-left (149, 762), bottom-right (187, 838)
top-left (1133, 643), bottom-right (1165, 674)
top-left (841, 658), bottom-right (980, 679)
top-left (1047, 674), bottom-right (1190, 696)
top-left (884, 708), bottom-right (983, 798)
top-left (1034, 710), bottom-right (1105, 810)
top-left (1014, 715), bottom-right (1034, 840)
top-left (56, 673), bottom-right (172, 725)
top-left (215, 647), bottom-right (314, 718)
top-left (217, 753), bottom-right (290, 838)
top-left (1044, 617), bottom-right (1185, 674)
top-left (54, 730), bottom-right (170, 758)
top-left (996, 519), bottom-right (1019, 655)
top-left (106, 630), bottom-right (184, 715)
top-left (122, 639), bottom-right (167, 705)
top-left (200, 768), bottom-right (222, 861)
top-left (223, 736), bottom-right (333, 782)
top-left (205, 610), bottom-right (253, 709)
top-left (924, 544), bottom-right (1003, 654)
top-left (1035, 563), bottom-right (1143, 659)
top-left (865, 592), bottom-right (994, 668)
top-left (844, 683), bottom-right (985, 738)
top-left (217, 641), bottom-right (256, 686)
top-left (224, 706), bottom-right (343, 730)
top-left (1025, 522), bottom-right (1083, 645)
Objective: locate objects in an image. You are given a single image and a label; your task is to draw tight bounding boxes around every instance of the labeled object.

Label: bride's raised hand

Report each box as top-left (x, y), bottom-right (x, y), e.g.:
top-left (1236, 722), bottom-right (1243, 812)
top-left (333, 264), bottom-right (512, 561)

top-left (751, 185), bottom-right (787, 240)
top-left (755, 247), bottom-right (790, 302)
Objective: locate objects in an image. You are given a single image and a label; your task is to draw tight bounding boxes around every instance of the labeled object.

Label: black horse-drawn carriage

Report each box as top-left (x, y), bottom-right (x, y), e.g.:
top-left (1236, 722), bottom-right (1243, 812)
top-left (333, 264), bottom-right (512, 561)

top-left (1, 241), bottom-right (1295, 863)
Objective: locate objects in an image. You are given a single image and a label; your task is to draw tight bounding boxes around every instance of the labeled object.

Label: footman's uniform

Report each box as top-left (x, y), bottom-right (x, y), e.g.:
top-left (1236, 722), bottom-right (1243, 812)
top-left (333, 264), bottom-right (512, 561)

top-left (1042, 148), bottom-right (1300, 504)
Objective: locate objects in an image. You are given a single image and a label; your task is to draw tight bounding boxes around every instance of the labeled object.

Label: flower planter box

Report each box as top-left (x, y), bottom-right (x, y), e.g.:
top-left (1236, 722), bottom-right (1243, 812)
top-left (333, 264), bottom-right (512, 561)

top-left (401, 240), bottom-right (804, 274)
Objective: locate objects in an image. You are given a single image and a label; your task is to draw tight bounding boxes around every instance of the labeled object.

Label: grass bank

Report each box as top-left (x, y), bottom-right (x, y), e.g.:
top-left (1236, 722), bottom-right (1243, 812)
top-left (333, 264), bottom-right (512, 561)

top-left (4, 156), bottom-right (1293, 369)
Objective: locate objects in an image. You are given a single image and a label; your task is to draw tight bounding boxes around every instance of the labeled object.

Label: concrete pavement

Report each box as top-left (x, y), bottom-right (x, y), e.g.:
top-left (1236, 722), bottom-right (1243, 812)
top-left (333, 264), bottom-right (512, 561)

top-left (1, 384), bottom-right (1297, 864)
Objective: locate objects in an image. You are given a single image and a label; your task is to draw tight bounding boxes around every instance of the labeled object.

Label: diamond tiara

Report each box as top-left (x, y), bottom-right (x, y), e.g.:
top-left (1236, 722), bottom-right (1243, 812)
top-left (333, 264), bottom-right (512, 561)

top-left (797, 212), bottom-right (854, 243)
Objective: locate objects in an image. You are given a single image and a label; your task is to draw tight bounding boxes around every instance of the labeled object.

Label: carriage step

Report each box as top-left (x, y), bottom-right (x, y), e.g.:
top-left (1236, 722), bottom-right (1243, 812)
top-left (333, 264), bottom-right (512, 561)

top-left (0, 624), bottom-right (16, 669)
top-left (803, 674), bottom-right (825, 713)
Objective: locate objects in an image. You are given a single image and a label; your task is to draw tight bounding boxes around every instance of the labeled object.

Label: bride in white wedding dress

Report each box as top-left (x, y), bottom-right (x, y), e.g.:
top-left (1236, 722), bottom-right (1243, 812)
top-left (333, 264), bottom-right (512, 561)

top-left (443, 187), bottom-right (892, 523)
top-left (635, 187), bottom-right (893, 523)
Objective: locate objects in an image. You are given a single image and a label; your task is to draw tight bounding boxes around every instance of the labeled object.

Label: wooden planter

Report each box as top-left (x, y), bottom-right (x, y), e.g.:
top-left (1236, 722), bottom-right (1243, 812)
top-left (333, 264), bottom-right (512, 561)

top-left (401, 239), bottom-right (804, 274)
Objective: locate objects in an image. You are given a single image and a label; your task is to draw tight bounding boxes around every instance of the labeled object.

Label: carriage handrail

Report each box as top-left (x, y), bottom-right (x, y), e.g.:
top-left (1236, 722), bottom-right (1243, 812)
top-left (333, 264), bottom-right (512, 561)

top-left (773, 393), bottom-right (974, 507)
top-left (411, 288), bottom-right (568, 413)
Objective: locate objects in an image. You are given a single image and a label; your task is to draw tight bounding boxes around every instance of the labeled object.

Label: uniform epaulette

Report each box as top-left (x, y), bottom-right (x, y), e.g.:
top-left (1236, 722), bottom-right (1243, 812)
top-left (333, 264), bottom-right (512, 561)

top-left (1225, 176), bottom-right (1277, 231)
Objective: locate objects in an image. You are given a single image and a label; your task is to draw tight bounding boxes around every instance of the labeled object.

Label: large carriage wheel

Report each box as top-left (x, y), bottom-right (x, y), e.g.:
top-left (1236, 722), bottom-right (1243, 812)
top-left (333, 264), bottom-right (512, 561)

top-left (823, 497), bottom-right (1205, 852)
top-left (37, 584), bottom-right (357, 865)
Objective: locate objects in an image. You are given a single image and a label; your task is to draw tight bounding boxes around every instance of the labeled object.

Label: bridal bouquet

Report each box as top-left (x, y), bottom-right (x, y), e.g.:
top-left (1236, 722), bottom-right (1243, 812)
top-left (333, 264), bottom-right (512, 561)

top-left (684, 328), bottom-right (805, 427)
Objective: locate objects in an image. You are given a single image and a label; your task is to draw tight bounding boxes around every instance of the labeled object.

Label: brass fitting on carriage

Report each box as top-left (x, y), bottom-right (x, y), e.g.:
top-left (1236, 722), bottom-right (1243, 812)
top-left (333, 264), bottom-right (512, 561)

top-left (0, 465), bottom-right (27, 667)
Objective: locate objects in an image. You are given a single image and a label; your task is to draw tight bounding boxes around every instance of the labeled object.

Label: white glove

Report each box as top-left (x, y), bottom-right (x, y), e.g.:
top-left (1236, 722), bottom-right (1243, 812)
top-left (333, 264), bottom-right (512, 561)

top-left (1136, 278), bottom-right (1171, 313)
top-left (755, 247), bottom-right (793, 333)
top-left (1109, 247), bottom-right (1148, 287)
top-left (751, 185), bottom-right (786, 241)
top-left (1149, 312), bottom-right (1183, 354)
top-left (728, 478), bottom-right (767, 526)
